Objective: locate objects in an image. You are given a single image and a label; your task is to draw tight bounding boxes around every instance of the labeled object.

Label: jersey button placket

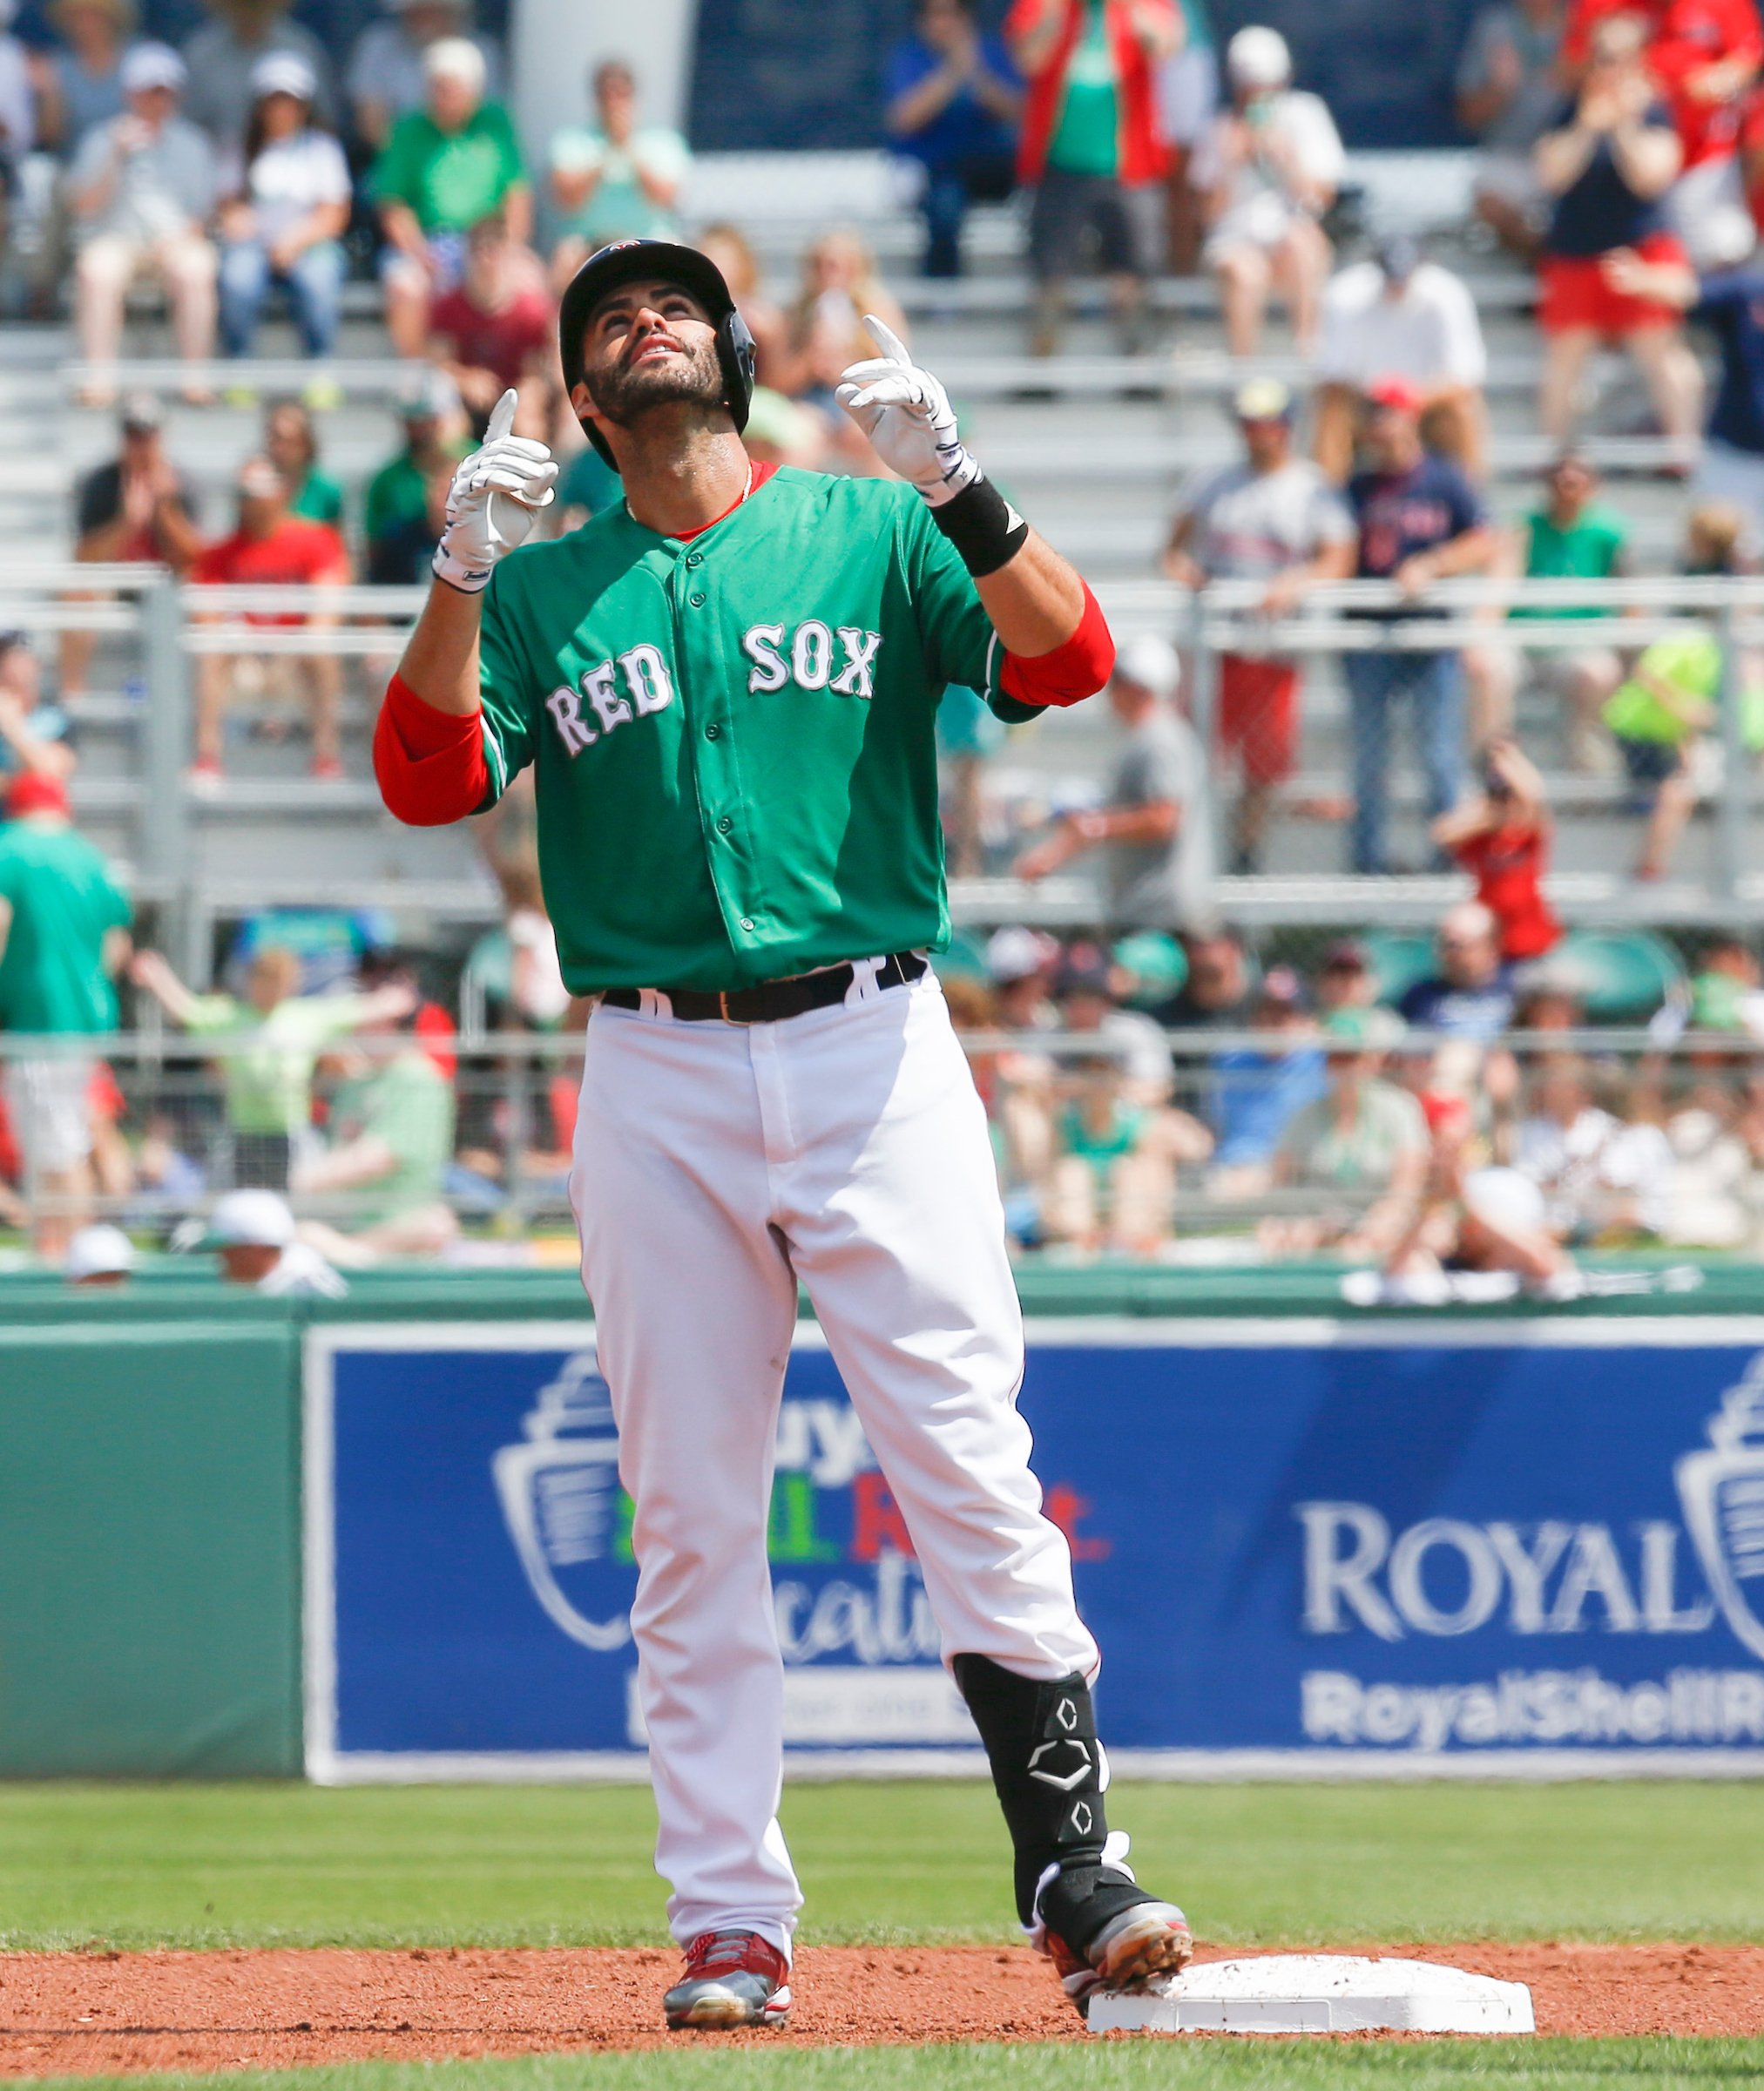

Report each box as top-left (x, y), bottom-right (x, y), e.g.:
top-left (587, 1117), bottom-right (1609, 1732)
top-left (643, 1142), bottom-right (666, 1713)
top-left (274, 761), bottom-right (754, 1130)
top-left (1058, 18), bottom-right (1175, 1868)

top-left (675, 554), bottom-right (756, 949)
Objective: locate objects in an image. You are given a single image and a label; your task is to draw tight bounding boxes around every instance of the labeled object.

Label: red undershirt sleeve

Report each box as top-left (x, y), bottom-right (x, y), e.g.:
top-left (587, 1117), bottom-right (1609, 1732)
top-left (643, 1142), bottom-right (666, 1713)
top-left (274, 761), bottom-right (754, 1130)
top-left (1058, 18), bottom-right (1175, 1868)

top-left (997, 582), bottom-right (1115, 710)
top-left (373, 672), bottom-right (490, 827)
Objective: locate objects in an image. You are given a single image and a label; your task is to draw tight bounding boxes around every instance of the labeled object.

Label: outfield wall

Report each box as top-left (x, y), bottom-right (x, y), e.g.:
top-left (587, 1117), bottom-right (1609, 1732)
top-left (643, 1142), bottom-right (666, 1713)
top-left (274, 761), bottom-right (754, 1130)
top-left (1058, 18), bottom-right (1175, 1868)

top-left (4, 1266), bottom-right (1764, 1780)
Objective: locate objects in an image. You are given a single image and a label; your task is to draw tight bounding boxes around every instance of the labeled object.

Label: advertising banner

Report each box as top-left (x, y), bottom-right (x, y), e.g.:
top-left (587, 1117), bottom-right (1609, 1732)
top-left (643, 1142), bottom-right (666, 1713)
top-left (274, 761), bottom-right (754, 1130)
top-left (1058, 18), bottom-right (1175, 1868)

top-left (303, 1319), bottom-right (1764, 1780)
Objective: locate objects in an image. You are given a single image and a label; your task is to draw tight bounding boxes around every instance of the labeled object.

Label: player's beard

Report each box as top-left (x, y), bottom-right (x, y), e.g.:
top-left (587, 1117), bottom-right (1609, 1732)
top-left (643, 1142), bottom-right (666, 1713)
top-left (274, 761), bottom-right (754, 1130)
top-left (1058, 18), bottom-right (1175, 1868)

top-left (582, 335), bottom-right (725, 436)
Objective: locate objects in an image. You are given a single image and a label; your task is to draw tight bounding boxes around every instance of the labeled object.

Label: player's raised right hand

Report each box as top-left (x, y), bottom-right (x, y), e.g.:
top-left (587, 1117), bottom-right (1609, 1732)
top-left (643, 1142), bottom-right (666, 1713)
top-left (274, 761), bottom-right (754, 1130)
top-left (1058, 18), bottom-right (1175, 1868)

top-left (431, 389), bottom-right (559, 595)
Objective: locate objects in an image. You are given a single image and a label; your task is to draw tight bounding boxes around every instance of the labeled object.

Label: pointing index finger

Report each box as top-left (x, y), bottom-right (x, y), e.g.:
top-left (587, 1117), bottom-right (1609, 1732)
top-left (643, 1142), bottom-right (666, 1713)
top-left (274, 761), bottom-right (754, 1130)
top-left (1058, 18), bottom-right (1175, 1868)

top-left (862, 315), bottom-right (912, 367)
top-left (483, 389), bottom-right (519, 444)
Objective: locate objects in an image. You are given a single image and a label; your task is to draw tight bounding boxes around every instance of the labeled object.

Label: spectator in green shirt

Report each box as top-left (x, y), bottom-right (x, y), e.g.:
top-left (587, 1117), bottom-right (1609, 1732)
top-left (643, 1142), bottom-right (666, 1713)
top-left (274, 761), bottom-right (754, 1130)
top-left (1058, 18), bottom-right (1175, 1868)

top-left (0, 772), bottom-right (131, 1263)
top-left (548, 57), bottom-right (691, 290)
top-left (1507, 453), bottom-right (1632, 772)
top-left (294, 981), bottom-right (457, 1262)
top-left (373, 36), bottom-right (529, 356)
top-left (1604, 585), bottom-right (1764, 881)
top-left (128, 942), bottom-right (416, 1189)
top-left (264, 396), bottom-right (344, 528)
top-left (364, 368), bottom-right (470, 583)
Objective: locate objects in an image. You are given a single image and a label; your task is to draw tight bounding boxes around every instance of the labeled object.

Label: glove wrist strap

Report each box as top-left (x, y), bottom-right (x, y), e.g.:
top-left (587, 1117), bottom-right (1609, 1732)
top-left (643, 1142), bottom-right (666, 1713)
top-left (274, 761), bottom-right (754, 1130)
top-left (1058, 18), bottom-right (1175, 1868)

top-left (432, 538), bottom-right (492, 594)
top-left (929, 469), bottom-right (1030, 577)
top-left (917, 443), bottom-right (981, 509)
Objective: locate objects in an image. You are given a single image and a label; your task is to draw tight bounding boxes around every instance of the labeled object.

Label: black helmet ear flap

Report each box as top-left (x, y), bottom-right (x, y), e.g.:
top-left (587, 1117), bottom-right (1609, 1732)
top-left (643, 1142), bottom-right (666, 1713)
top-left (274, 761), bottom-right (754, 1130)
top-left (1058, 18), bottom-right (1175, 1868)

top-left (720, 306), bottom-right (757, 436)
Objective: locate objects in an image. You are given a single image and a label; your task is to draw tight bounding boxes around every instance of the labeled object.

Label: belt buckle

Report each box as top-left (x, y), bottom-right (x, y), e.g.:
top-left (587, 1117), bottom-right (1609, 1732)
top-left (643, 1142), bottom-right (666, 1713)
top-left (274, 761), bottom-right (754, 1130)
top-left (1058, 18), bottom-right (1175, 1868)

top-left (718, 990), bottom-right (756, 1025)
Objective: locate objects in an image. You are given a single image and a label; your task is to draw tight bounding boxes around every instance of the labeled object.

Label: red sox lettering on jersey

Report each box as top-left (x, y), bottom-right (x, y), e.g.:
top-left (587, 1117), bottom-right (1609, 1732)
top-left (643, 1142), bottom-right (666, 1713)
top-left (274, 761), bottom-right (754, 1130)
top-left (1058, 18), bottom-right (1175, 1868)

top-left (741, 623), bottom-right (883, 699)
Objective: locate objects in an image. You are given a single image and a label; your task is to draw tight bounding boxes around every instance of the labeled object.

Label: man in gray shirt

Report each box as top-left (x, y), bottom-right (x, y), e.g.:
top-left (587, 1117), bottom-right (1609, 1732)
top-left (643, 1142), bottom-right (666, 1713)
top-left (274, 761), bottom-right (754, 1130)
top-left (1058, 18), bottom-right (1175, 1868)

top-left (1015, 633), bottom-right (1214, 933)
top-left (1455, 0), bottom-right (1565, 259)
top-left (69, 43), bottom-right (219, 391)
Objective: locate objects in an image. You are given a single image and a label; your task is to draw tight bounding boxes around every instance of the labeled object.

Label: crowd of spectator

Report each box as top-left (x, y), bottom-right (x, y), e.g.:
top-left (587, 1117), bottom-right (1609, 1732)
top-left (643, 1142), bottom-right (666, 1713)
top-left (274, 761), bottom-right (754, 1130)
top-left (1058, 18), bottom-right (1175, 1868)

top-left (5, 0), bottom-right (1764, 1273)
top-left (941, 900), bottom-right (1764, 1271)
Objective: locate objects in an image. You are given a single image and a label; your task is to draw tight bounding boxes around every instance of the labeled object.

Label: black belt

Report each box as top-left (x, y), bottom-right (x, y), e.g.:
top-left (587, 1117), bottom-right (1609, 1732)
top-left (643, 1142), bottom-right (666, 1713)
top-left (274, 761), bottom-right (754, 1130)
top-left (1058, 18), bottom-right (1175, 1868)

top-left (602, 951), bottom-right (927, 1025)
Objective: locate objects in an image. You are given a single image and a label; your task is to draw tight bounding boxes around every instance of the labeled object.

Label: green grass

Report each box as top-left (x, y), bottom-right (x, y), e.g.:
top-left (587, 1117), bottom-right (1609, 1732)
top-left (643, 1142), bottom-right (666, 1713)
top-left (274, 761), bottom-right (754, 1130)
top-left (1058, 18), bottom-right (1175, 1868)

top-left (13, 2044), bottom-right (1764, 2091)
top-left (2, 1781), bottom-right (1762, 1952)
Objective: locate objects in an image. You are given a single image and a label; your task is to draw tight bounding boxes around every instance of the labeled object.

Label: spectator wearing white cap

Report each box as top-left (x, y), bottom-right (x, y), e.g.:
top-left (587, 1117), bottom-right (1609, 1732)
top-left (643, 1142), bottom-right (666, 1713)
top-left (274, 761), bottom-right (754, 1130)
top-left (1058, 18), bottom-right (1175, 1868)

top-left (66, 43), bottom-right (218, 401)
top-left (211, 51), bottom-right (351, 359)
top-left (205, 1187), bottom-right (347, 1295)
top-left (348, 0), bottom-right (504, 154)
top-left (215, 52), bottom-right (352, 360)
top-left (371, 35), bottom-right (530, 359)
top-left (1192, 24), bottom-right (1342, 355)
top-left (1015, 633), bottom-right (1215, 932)
top-left (1313, 237), bottom-right (1490, 481)
top-left (1162, 376), bottom-right (1355, 870)
top-left (179, 0), bottom-right (338, 151)
top-left (64, 1221), bottom-right (134, 1285)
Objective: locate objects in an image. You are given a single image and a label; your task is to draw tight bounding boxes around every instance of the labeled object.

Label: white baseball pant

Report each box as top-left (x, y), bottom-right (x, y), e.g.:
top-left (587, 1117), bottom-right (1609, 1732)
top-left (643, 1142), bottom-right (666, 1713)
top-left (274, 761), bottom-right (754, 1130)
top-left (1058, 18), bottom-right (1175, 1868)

top-left (570, 963), bottom-right (1098, 1958)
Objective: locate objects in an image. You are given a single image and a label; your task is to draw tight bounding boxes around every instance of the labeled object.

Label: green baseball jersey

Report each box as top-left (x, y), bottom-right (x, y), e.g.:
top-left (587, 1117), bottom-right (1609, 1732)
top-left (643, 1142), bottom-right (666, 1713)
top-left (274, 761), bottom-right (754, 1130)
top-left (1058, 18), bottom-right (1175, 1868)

top-left (476, 469), bottom-right (1037, 995)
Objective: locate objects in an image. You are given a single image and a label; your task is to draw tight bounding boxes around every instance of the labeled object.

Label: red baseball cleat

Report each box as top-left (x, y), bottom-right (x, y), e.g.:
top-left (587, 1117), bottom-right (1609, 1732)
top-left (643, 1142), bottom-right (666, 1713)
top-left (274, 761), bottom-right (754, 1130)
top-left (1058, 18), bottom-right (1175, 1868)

top-left (662, 1929), bottom-right (793, 2030)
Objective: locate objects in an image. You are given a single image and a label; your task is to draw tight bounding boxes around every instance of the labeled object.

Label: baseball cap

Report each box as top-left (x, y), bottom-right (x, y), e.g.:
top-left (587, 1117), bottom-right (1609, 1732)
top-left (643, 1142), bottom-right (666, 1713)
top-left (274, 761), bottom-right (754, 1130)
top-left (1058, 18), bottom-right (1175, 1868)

top-left (1233, 376), bottom-right (1294, 423)
top-left (1112, 930), bottom-right (1189, 1003)
top-left (1055, 939), bottom-right (1115, 999)
top-left (1113, 633), bottom-right (1181, 700)
top-left (5, 772), bottom-right (71, 820)
top-left (1257, 963), bottom-right (1309, 1012)
top-left (205, 1189), bottom-right (295, 1250)
top-left (119, 389), bottom-right (163, 434)
top-left (65, 1223), bottom-right (135, 1282)
top-left (1365, 376), bottom-right (1424, 416)
top-left (120, 41), bottom-right (186, 94)
top-left (1463, 1166), bottom-right (1546, 1235)
top-left (423, 35), bottom-right (485, 91)
top-left (1374, 235), bottom-right (1421, 284)
top-left (986, 924), bottom-right (1057, 986)
top-left (249, 51), bottom-right (319, 102)
top-left (1227, 24), bottom-right (1292, 87)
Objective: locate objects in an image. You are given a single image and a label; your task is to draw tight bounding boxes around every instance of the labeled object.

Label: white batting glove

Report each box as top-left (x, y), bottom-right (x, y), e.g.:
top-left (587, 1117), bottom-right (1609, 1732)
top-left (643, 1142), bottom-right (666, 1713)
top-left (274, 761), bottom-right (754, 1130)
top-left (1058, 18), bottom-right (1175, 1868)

top-left (432, 389), bottom-right (559, 593)
top-left (835, 316), bottom-right (979, 507)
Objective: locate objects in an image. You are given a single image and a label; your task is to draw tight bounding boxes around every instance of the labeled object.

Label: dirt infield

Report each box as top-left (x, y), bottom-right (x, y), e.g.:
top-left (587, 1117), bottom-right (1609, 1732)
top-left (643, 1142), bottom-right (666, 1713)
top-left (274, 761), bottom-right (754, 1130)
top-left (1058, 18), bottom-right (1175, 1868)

top-left (1, 1942), bottom-right (1761, 2074)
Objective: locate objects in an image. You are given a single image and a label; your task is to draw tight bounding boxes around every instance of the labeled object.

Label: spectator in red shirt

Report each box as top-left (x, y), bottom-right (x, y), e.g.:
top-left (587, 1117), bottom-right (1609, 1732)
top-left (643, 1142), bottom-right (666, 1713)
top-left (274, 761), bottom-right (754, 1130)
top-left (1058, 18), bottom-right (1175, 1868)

top-left (1565, 0), bottom-right (1763, 264)
top-left (1432, 737), bottom-right (1563, 962)
top-left (427, 211), bottom-right (553, 438)
top-left (189, 454), bottom-right (350, 785)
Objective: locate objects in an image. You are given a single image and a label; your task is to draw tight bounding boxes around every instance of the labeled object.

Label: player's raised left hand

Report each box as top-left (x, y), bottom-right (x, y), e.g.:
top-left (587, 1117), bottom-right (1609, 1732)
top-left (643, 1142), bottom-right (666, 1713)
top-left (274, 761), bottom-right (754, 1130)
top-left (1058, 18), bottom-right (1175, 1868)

top-left (835, 317), bottom-right (979, 507)
top-left (432, 389), bottom-right (559, 594)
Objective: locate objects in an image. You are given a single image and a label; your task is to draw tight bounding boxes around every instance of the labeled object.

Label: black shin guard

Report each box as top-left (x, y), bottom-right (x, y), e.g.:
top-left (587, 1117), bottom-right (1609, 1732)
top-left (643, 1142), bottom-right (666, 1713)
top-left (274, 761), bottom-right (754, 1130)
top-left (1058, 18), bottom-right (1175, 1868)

top-left (951, 1654), bottom-right (1152, 1955)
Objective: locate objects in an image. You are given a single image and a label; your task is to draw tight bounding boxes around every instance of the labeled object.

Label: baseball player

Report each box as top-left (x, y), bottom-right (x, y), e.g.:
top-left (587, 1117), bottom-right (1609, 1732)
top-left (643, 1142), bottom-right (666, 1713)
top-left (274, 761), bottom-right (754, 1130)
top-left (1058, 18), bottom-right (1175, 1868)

top-left (375, 237), bottom-right (1192, 2031)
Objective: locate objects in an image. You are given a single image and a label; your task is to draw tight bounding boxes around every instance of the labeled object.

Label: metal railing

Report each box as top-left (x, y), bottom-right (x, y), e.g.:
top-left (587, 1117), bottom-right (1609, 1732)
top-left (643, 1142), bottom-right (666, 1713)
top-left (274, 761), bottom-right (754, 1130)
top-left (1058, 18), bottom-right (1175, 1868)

top-left (0, 1024), bottom-right (1756, 1264)
top-left (7, 565), bottom-right (1764, 960)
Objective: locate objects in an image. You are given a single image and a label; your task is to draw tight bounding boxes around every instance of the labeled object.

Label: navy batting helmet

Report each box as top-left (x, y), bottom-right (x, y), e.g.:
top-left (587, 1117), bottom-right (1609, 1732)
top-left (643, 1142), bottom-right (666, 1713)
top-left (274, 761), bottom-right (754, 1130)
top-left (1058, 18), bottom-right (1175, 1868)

top-left (558, 238), bottom-right (757, 470)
